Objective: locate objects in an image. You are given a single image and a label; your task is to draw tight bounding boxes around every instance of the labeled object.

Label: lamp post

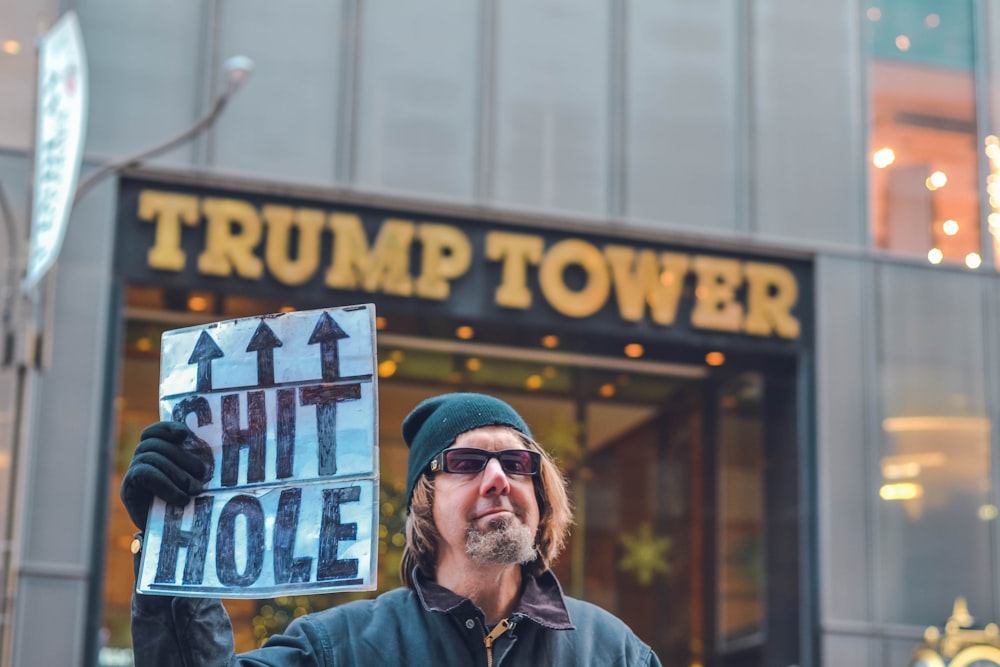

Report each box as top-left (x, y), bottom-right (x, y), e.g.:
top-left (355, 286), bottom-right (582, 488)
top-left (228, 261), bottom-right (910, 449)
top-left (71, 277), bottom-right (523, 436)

top-left (73, 55), bottom-right (254, 205)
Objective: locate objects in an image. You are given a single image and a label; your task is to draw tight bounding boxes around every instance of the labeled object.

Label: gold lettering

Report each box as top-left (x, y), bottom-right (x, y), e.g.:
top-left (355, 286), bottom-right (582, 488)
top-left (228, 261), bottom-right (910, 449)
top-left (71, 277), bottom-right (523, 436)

top-left (485, 231), bottom-right (544, 309)
top-left (539, 239), bottom-right (609, 318)
top-left (414, 223), bottom-right (472, 300)
top-left (261, 205), bottom-right (325, 286)
top-left (139, 190), bottom-right (200, 271)
top-left (605, 246), bottom-right (690, 324)
top-left (325, 214), bottom-right (414, 295)
top-left (197, 198), bottom-right (264, 278)
top-left (690, 255), bottom-right (743, 332)
top-left (743, 262), bottom-right (800, 338)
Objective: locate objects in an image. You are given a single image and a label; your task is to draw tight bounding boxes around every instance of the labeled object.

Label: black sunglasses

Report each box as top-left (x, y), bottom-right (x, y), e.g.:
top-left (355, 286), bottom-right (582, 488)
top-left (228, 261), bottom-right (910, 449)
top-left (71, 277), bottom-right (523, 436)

top-left (428, 448), bottom-right (541, 476)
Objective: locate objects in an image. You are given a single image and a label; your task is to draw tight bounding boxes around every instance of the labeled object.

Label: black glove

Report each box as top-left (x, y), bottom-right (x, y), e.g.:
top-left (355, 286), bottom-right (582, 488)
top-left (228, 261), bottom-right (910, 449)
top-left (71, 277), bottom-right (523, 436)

top-left (120, 421), bottom-right (213, 531)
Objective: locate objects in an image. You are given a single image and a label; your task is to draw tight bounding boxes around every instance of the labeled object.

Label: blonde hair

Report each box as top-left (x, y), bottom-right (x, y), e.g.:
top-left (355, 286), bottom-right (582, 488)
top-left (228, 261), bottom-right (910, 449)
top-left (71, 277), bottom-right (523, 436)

top-left (399, 431), bottom-right (572, 588)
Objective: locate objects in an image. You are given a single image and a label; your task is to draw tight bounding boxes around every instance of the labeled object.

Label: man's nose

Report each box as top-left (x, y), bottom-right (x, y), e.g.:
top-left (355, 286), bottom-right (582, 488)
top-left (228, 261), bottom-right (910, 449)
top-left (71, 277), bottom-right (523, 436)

top-left (479, 458), bottom-right (511, 496)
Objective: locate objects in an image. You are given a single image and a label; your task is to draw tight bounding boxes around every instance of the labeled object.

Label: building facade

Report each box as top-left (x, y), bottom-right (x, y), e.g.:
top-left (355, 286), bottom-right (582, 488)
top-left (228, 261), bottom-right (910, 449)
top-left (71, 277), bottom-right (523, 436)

top-left (1, 1), bottom-right (998, 665)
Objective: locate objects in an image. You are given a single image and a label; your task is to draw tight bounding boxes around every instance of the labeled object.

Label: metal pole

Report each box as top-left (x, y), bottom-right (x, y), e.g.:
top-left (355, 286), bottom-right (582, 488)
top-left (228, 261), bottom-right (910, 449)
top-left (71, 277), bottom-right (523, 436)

top-left (0, 8), bottom-right (43, 659)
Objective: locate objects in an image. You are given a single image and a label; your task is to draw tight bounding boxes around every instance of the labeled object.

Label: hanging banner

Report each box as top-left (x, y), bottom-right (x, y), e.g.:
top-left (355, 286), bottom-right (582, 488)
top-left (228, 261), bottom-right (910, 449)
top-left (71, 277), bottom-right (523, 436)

top-left (24, 11), bottom-right (88, 292)
top-left (137, 304), bottom-right (379, 598)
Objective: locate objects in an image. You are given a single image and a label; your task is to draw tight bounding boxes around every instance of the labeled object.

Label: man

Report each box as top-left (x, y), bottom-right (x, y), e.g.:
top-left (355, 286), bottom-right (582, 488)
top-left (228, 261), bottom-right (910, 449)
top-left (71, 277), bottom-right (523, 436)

top-left (122, 392), bottom-right (661, 665)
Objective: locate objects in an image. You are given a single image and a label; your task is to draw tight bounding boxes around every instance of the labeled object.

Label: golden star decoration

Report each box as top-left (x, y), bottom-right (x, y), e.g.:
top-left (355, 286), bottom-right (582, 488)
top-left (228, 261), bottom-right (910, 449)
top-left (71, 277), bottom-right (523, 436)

top-left (618, 522), bottom-right (671, 585)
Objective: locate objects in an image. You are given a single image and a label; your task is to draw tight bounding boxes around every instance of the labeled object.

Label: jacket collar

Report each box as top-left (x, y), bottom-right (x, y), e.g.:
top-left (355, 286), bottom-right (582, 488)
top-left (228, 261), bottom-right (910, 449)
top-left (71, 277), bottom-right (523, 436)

top-left (412, 567), bottom-right (575, 630)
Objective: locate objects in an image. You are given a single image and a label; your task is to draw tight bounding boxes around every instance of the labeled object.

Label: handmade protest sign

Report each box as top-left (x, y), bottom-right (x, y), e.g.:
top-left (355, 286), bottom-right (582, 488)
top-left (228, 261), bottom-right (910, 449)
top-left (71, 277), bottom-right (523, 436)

top-left (137, 304), bottom-right (378, 598)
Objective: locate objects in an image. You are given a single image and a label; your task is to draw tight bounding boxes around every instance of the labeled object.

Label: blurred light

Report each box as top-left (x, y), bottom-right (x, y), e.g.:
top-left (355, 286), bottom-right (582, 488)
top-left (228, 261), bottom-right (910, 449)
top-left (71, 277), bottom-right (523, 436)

top-left (279, 305), bottom-right (296, 313)
top-left (881, 452), bottom-right (947, 470)
top-left (465, 357), bottom-right (481, 371)
top-left (928, 171), bottom-right (947, 188)
top-left (188, 296), bottom-right (209, 312)
top-left (377, 359), bottom-right (397, 378)
top-left (966, 252), bottom-right (982, 269)
top-left (390, 349), bottom-right (405, 363)
top-left (882, 461), bottom-right (921, 480)
top-left (990, 213), bottom-right (1000, 230)
top-left (542, 365), bottom-right (558, 379)
top-left (992, 195), bottom-right (1000, 208)
top-left (455, 325), bottom-right (474, 340)
top-left (942, 219), bottom-right (959, 236)
top-left (375, 316), bottom-right (387, 330)
top-left (705, 351), bottom-right (725, 366)
top-left (135, 337), bottom-right (153, 352)
top-left (987, 145), bottom-right (1000, 160)
top-left (866, 7), bottom-right (881, 21)
top-left (659, 271), bottom-right (676, 286)
top-left (525, 374), bottom-right (543, 390)
top-left (2, 40), bottom-right (20, 55)
top-left (987, 135), bottom-right (1000, 146)
top-left (979, 504), bottom-right (998, 521)
top-left (599, 383), bottom-right (616, 398)
top-left (541, 334), bottom-right (559, 349)
top-left (927, 248), bottom-right (943, 264)
top-left (895, 35), bottom-right (910, 51)
top-left (883, 416), bottom-right (990, 432)
top-left (879, 482), bottom-right (923, 501)
top-left (222, 55), bottom-right (254, 95)
top-left (624, 343), bottom-right (644, 359)
top-left (872, 147), bottom-right (895, 168)
top-left (925, 13), bottom-right (940, 28)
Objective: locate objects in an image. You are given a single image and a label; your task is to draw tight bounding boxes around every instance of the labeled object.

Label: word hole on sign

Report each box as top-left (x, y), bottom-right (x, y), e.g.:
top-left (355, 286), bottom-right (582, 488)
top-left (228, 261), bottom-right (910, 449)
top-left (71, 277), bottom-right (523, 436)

top-left (137, 303), bottom-right (380, 598)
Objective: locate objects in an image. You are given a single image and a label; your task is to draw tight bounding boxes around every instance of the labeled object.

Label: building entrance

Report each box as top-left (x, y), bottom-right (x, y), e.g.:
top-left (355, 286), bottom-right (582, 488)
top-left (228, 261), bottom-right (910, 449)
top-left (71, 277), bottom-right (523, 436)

top-left (100, 298), bottom-right (802, 667)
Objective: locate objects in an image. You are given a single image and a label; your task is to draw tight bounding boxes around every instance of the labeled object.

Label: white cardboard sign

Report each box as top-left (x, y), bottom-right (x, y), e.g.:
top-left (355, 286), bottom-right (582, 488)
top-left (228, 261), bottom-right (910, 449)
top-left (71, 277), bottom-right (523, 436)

top-left (137, 304), bottom-right (379, 598)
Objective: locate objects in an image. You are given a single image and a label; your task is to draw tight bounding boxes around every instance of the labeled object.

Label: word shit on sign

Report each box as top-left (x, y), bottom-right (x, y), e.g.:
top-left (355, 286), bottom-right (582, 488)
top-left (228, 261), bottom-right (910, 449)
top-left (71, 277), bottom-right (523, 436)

top-left (137, 304), bottom-right (378, 598)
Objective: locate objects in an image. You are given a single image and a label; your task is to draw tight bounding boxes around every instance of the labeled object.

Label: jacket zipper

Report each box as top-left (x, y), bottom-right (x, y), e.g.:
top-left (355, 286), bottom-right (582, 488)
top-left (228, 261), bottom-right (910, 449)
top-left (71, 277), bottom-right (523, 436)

top-left (483, 618), bottom-right (513, 667)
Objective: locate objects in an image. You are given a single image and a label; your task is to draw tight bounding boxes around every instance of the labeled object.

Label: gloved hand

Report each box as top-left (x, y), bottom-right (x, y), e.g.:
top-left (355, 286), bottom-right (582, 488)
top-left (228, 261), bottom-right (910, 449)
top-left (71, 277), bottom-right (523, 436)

top-left (120, 421), bottom-right (213, 531)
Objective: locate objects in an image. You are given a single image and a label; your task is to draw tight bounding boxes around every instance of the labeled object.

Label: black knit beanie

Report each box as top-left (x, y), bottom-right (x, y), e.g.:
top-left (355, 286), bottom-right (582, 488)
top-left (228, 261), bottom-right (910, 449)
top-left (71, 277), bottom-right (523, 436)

top-left (402, 392), bottom-right (532, 508)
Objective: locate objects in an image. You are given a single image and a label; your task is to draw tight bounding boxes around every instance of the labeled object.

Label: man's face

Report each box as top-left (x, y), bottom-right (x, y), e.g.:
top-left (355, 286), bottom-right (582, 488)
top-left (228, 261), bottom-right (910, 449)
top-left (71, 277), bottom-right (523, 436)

top-left (431, 426), bottom-right (541, 567)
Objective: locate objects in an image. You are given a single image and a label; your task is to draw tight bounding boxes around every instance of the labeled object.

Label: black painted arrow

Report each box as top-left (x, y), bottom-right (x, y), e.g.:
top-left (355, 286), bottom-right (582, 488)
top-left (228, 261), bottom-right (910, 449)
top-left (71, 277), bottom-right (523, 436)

top-left (246, 320), bottom-right (283, 386)
top-left (188, 330), bottom-right (224, 392)
top-left (308, 312), bottom-right (349, 381)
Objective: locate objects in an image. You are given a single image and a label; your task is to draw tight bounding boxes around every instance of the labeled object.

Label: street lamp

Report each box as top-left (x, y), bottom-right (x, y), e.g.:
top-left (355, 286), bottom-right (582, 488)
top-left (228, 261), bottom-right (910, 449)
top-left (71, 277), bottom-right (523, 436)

top-left (73, 55), bottom-right (254, 204)
top-left (0, 51), bottom-right (253, 667)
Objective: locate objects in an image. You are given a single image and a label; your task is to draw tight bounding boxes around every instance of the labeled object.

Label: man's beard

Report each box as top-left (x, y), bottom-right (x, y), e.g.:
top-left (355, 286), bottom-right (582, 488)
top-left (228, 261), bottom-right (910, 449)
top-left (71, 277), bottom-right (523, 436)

top-left (466, 515), bottom-right (537, 565)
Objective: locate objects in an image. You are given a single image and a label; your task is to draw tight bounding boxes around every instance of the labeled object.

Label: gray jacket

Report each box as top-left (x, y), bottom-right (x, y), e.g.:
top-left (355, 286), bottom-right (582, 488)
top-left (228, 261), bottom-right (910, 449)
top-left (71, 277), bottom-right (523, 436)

top-left (131, 569), bottom-right (661, 666)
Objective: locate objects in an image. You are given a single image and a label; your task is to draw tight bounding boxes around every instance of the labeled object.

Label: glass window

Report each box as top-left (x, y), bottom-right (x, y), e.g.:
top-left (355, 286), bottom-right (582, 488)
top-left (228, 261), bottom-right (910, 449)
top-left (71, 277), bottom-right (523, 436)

top-left (0, 0), bottom-right (37, 150)
top-left (875, 265), bottom-right (993, 625)
top-left (77, 2), bottom-right (205, 167)
top-left (624, 0), bottom-right (739, 233)
top-left (716, 374), bottom-right (765, 650)
top-left (866, 0), bottom-right (981, 267)
top-left (354, 0), bottom-right (479, 200)
top-left (492, 0), bottom-right (610, 215)
top-left (212, 0), bottom-right (343, 186)
top-left (982, 5), bottom-right (1000, 267)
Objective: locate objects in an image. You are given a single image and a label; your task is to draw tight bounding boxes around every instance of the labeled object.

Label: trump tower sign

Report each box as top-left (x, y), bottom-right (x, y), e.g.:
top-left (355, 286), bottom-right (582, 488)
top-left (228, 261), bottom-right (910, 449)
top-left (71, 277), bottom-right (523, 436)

top-left (114, 174), bottom-right (812, 358)
top-left (137, 304), bottom-right (379, 598)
